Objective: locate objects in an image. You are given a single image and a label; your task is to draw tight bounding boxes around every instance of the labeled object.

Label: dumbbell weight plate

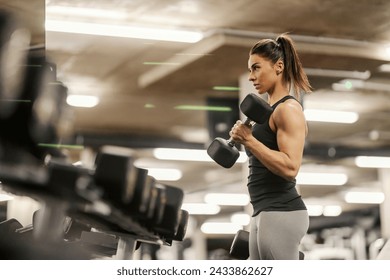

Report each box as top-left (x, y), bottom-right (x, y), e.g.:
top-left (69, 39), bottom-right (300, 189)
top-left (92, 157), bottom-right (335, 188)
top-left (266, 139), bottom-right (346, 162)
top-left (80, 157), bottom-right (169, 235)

top-left (207, 93), bottom-right (273, 168)
top-left (207, 137), bottom-right (240, 168)
top-left (145, 185), bottom-right (158, 221)
top-left (94, 147), bottom-right (137, 208)
top-left (152, 183), bottom-right (184, 236)
top-left (94, 148), bottom-right (157, 222)
top-left (239, 93), bottom-right (273, 124)
top-left (0, 53), bottom-right (66, 159)
top-left (46, 159), bottom-right (91, 199)
top-left (0, 218), bottom-right (23, 241)
top-left (0, 9), bottom-right (31, 118)
top-left (229, 229), bottom-right (249, 260)
top-left (125, 169), bottom-right (154, 217)
top-left (164, 209), bottom-right (189, 242)
top-left (30, 78), bottom-right (71, 144)
top-left (145, 185), bottom-right (166, 228)
top-left (175, 209), bottom-right (189, 241)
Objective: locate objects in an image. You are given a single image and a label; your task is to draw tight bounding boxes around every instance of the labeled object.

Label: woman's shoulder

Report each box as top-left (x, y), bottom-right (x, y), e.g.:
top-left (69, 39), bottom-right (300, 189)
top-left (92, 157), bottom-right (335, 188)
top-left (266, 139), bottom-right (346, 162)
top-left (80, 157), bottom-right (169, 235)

top-left (274, 98), bottom-right (303, 115)
top-left (272, 98), bottom-right (305, 128)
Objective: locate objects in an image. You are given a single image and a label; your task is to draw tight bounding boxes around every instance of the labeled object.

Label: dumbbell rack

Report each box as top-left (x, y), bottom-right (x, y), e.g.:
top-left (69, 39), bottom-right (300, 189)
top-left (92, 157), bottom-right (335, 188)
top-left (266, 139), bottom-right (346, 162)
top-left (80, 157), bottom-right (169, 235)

top-left (0, 160), bottom-right (170, 260)
top-left (0, 8), bottom-right (186, 260)
top-left (67, 206), bottom-right (168, 259)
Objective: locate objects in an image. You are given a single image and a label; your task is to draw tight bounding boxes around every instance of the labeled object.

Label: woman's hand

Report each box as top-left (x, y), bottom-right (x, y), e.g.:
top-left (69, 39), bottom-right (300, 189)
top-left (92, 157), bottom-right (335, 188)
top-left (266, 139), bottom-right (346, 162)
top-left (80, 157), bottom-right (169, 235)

top-left (229, 120), bottom-right (253, 145)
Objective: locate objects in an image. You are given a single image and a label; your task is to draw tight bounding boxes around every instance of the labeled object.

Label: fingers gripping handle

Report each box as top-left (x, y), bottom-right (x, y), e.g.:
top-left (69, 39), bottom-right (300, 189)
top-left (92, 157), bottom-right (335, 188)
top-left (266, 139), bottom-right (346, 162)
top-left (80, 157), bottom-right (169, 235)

top-left (227, 118), bottom-right (252, 146)
top-left (226, 93), bottom-right (272, 146)
top-left (207, 93), bottom-right (272, 168)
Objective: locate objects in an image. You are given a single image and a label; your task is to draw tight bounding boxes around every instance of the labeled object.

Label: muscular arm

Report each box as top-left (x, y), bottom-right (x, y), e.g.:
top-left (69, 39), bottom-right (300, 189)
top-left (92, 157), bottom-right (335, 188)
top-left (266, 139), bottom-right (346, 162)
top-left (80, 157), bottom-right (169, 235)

top-left (231, 100), bottom-right (307, 181)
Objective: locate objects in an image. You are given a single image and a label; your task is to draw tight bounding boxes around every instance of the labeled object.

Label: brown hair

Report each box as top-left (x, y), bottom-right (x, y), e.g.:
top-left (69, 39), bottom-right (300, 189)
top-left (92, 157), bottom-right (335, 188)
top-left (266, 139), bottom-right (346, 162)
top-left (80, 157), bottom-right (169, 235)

top-left (249, 33), bottom-right (312, 98)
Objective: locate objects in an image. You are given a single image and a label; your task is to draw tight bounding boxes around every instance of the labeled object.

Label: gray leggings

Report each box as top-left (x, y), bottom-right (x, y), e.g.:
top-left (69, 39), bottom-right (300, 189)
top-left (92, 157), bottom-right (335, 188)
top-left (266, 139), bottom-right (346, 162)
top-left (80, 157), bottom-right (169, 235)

top-left (249, 210), bottom-right (309, 260)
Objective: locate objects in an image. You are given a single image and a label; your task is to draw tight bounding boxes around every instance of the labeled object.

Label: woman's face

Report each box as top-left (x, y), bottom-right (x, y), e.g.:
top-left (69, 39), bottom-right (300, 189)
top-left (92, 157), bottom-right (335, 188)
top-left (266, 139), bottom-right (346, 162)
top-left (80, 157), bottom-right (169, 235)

top-left (248, 54), bottom-right (278, 94)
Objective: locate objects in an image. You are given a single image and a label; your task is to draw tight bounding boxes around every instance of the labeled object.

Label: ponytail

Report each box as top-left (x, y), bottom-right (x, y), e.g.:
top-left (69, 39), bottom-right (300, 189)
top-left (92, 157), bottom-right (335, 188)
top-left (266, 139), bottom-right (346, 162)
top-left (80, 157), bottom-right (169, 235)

top-left (250, 33), bottom-right (312, 98)
top-left (276, 34), bottom-right (312, 98)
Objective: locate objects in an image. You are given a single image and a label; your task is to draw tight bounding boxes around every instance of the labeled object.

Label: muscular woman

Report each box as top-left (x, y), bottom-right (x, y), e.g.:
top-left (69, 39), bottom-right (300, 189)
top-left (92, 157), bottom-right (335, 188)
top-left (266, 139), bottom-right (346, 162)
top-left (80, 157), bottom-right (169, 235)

top-left (230, 33), bottom-right (312, 260)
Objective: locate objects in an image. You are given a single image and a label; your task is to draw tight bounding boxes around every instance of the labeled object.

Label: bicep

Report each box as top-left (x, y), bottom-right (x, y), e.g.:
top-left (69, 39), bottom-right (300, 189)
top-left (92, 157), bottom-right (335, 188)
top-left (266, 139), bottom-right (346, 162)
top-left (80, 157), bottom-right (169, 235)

top-left (275, 104), bottom-right (306, 165)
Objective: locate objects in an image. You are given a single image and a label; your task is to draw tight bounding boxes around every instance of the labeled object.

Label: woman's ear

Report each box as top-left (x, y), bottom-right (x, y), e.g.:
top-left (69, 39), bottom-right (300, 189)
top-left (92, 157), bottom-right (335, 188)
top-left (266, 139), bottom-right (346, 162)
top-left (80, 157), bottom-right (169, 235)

top-left (275, 59), bottom-right (284, 75)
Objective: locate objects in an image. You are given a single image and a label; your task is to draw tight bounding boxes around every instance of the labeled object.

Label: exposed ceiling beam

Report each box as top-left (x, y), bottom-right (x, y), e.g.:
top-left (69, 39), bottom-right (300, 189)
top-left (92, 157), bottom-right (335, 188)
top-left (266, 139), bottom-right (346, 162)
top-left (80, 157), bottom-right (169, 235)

top-left (138, 29), bottom-right (390, 88)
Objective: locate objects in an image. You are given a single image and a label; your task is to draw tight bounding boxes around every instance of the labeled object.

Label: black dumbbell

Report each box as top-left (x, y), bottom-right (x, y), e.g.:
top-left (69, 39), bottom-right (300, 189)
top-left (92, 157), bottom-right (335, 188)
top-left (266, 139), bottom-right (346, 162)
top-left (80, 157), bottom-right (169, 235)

top-left (230, 229), bottom-right (249, 259)
top-left (230, 229), bottom-right (305, 260)
top-left (94, 147), bottom-right (158, 222)
top-left (46, 158), bottom-right (92, 200)
top-left (127, 168), bottom-right (154, 218)
top-left (0, 218), bottom-right (23, 243)
top-left (79, 230), bottom-right (119, 257)
top-left (0, 9), bottom-right (31, 119)
top-left (63, 217), bottom-right (92, 242)
top-left (94, 147), bottom-right (185, 239)
top-left (32, 209), bottom-right (91, 242)
top-left (165, 209), bottom-right (189, 242)
top-left (0, 218), bottom-right (35, 242)
top-left (207, 93), bottom-right (273, 168)
top-left (94, 147), bottom-right (138, 208)
top-left (144, 184), bottom-right (167, 227)
top-left (151, 183), bottom-right (184, 237)
top-left (0, 52), bottom-right (71, 160)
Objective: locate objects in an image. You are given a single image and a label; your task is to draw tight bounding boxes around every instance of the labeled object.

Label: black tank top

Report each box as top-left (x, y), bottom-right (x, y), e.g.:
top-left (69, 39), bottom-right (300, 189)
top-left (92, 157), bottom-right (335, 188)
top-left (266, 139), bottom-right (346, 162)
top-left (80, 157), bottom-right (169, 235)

top-left (246, 95), bottom-right (306, 216)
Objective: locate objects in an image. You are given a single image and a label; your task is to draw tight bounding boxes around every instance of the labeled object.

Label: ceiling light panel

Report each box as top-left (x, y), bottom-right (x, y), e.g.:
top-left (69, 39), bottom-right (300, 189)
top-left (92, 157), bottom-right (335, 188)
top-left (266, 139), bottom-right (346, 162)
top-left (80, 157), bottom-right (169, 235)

top-left (181, 203), bottom-right (220, 215)
top-left (355, 156), bottom-right (390, 168)
top-left (153, 148), bottom-right (248, 163)
top-left (344, 191), bottom-right (385, 204)
top-left (304, 109), bottom-right (359, 124)
top-left (46, 20), bottom-right (203, 43)
top-left (204, 193), bottom-right (250, 206)
top-left (230, 213), bottom-right (251, 226)
top-left (297, 172), bottom-right (348, 186)
top-left (66, 95), bottom-right (99, 108)
top-left (47, 6), bottom-right (127, 20)
top-left (200, 222), bottom-right (242, 234)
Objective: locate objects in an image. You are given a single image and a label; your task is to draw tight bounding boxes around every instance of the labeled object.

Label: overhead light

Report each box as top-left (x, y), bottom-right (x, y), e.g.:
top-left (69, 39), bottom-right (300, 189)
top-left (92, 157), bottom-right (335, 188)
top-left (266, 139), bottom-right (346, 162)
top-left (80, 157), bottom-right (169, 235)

top-left (46, 20), bottom-right (203, 43)
top-left (306, 205), bottom-right (323, 216)
top-left (297, 172), bottom-right (348, 186)
top-left (323, 205), bottom-right (342, 217)
top-left (143, 62), bottom-right (181, 66)
top-left (66, 95), bottom-right (99, 108)
top-left (153, 148), bottom-right (248, 163)
top-left (344, 191), bottom-right (385, 204)
top-left (146, 168), bottom-right (182, 181)
top-left (37, 143), bottom-right (84, 150)
top-left (212, 86), bottom-right (240, 91)
top-left (181, 203), bottom-right (220, 215)
top-left (333, 79), bottom-right (390, 92)
top-left (47, 6), bottom-right (127, 20)
top-left (230, 213), bottom-right (251, 226)
top-left (174, 105), bottom-right (232, 111)
top-left (304, 68), bottom-right (370, 80)
top-left (355, 156), bottom-right (390, 168)
top-left (0, 193), bottom-right (14, 202)
top-left (304, 109), bottom-right (359, 124)
top-left (204, 193), bottom-right (250, 206)
top-left (200, 222), bottom-right (242, 234)
top-left (378, 64), bottom-right (390, 73)
top-left (144, 103), bottom-right (155, 109)
top-left (306, 204), bottom-right (342, 216)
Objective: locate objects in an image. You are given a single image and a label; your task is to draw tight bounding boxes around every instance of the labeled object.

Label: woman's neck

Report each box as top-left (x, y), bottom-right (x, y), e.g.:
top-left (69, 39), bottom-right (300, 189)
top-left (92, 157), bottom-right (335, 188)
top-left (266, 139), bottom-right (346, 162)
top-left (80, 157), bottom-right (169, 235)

top-left (268, 84), bottom-right (290, 106)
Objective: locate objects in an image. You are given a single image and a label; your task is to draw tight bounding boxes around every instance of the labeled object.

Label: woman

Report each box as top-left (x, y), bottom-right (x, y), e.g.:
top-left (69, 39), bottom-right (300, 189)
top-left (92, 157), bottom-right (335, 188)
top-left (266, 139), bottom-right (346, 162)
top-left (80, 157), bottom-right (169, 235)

top-left (230, 33), bottom-right (312, 260)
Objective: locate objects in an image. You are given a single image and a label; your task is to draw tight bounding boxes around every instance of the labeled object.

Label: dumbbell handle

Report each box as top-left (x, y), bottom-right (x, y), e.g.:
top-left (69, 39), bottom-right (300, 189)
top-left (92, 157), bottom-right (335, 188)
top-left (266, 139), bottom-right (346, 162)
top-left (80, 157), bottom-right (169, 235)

top-left (226, 118), bottom-right (252, 147)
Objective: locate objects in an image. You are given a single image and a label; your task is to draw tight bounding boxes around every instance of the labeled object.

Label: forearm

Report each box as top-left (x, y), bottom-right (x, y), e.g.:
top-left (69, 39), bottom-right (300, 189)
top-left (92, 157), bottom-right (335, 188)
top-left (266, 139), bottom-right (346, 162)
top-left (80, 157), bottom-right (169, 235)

top-left (244, 136), bottom-right (299, 181)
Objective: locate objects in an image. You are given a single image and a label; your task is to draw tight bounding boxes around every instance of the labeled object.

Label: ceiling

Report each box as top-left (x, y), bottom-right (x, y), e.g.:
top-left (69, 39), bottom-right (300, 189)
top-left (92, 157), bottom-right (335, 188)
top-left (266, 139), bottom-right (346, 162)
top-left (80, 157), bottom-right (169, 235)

top-left (2, 0), bottom-right (390, 234)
